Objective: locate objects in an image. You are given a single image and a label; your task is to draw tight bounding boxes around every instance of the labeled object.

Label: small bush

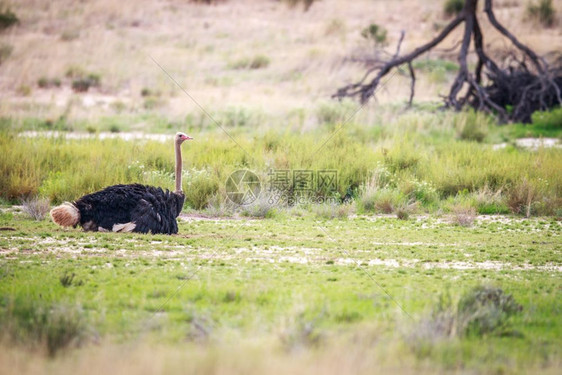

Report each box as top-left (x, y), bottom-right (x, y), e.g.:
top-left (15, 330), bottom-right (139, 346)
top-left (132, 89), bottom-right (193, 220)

top-left (444, 0), bottom-right (465, 17)
top-left (281, 0), bottom-right (317, 12)
top-left (410, 286), bottom-right (522, 348)
top-left (456, 110), bottom-right (490, 142)
top-left (109, 124), bottom-right (121, 133)
top-left (72, 78), bottom-right (91, 92)
top-left (17, 85), bottom-right (31, 96)
top-left (0, 6), bottom-right (18, 29)
top-left (526, 0), bottom-right (556, 27)
top-left (141, 87), bottom-right (159, 97)
top-left (531, 106), bottom-right (562, 128)
top-left (230, 55), bottom-right (270, 70)
top-left (37, 77), bottom-right (49, 88)
top-left (21, 196), bottom-right (50, 220)
top-left (59, 272), bottom-right (76, 288)
top-left (507, 178), bottom-right (536, 217)
top-left (249, 55), bottom-right (270, 69)
top-left (69, 70), bottom-right (101, 92)
top-left (279, 311), bottom-right (322, 353)
top-left (396, 201), bottom-right (417, 220)
top-left (396, 207), bottom-right (409, 220)
top-left (0, 42), bottom-right (12, 64)
top-left (0, 296), bottom-right (89, 356)
top-left (37, 77), bottom-right (61, 89)
top-left (359, 187), bottom-right (405, 214)
top-left (361, 23), bottom-right (388, 49)
top-left (60, 29), bottom-right (80, 41)
top-left (451, 203), bottom-right (476, 227)
top-left (65, 65), bottom-right (86, 78)
top-left (474, 187), bottom-right (510, 214)
top-left (457, 286), bottom-right (523, 336)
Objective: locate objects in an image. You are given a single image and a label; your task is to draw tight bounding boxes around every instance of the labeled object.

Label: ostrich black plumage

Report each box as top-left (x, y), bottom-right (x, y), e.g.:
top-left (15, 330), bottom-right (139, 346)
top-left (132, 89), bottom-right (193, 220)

top-left (50, 132), bottom-right (193, 234)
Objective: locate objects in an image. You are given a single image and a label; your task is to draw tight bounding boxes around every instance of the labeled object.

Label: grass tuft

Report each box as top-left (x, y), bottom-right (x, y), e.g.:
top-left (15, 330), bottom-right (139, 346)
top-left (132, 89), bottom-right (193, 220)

top-left (21, 196), bottom-right (50, 221)
top-left (526, 0), bottom-right (556, 27)
top-left (451, 203), bottom-right (476, 227)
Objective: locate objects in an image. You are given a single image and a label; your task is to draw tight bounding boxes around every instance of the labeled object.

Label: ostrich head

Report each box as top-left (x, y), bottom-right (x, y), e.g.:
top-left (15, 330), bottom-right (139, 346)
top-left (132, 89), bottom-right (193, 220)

top-left (175, 132), bottom-right (193, 144)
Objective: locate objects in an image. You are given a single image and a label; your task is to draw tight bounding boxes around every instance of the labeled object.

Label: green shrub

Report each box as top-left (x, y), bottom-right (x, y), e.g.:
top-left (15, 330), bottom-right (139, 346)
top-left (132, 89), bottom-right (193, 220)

top-left (37, 77), bottom-right (61, 89)
top-left (0, 296), bottom-right (89, 356)
top-left (60, 29), bottom-right (80, 41)
top-left (456, 109), bottom-right (490, 142)
top-left (384, 142), bottom-right (421, 172)
top-left (68, 68), bottom-right (101, 92)
top-left (183, 169), bottom-right (219, 210)
top-left (72, 78), bottom-right (91, 92)
top-left (507, 178), bottom-right (537, 217)
top-left (526, 0), bottom-right (556, 27)
top-left (229, 55), bottom-right (270, 70)
top-left (361, 23), bottom-right (387, 47)
top-left (531, 106), bottom-right (562, 128)
top-left (65, 65), bottom-right (87, 78)
top-left (358, 187), bottom-right (406, 214)
top-left (109, 124), bottom-right (120, 133)
top-left (249, 55), bottom-right (270, 69)
top-left (361, 23), bottom-right (388, 48)
top-left (0, 42), bottom-right (12, 64)
top-left (457, 286), bottom-right (523, 336)
top-left (18, 85), bottom-right (32, 96)
top-left (281, 0), bottom-right (317, 12)
top-left (444, 0), bottom-right (464, 17)
top-left (0, 6), bottom-right (18, 29)
top-left (410, 285), bottom-right (522, 346)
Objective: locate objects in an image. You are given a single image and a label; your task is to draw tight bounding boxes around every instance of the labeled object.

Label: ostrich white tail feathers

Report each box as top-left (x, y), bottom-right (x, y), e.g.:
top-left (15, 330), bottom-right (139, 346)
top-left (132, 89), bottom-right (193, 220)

top-left (50, 203), bottom-right (80, 227)
top-left (112, 222), bottom-right (136, 232)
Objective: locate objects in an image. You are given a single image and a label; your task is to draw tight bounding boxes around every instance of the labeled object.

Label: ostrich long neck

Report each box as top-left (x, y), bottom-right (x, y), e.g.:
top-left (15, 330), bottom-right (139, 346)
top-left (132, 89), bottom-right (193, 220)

top-left (175, 141), bottom-right (183, 194)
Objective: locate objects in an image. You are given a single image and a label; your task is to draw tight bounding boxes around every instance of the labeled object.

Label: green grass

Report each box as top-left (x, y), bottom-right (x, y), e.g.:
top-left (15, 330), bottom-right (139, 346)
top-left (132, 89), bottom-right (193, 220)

top-left (0, 210), bottom-right (560, 373)
top-left (1, 106), bottom-right (561, 215)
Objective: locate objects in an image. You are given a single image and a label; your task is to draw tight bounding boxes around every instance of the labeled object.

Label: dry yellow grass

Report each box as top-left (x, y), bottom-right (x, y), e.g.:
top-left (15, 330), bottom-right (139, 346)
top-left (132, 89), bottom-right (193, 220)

top-left (1, 0), bottom-right (561, 124)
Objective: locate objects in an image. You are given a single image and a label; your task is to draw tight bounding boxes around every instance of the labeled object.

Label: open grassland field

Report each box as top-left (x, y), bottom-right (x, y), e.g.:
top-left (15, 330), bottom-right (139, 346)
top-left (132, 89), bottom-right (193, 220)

top-left (0, 211), bottom-right (561, 374)
top-left (1, 0), bottom-right (562, 373)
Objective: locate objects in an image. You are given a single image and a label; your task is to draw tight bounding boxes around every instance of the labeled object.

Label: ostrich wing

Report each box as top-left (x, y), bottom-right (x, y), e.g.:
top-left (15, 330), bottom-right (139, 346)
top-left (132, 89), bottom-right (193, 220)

top-left (130, 193), bottom-right (181, 234)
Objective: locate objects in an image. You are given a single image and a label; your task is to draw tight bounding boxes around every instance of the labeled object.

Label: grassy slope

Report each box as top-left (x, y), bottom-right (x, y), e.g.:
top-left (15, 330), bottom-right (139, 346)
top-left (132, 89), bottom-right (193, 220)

top-left (1, 0), bottom-right (561, 125)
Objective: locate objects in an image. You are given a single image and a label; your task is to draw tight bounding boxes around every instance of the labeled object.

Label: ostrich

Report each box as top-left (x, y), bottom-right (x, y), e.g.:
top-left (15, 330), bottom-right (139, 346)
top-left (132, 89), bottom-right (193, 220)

top-left (50, 132), bottom-right (193, 234)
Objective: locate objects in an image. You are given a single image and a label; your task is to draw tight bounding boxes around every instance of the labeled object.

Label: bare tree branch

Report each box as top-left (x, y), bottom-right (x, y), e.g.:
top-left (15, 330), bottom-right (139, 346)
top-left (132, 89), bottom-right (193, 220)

top-left (335, 0), bottom-right (561, 123)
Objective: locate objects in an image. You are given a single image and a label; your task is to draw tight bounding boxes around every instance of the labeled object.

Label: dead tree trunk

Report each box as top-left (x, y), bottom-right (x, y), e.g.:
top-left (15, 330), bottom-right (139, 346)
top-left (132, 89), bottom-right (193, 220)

top-left (334, 0), bottom-right (561, 123)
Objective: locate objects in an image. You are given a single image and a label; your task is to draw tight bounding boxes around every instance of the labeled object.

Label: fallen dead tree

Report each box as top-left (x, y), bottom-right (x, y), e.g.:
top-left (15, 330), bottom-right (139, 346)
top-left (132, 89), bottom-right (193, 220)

top-left (334, 0), bottom-right (561, 123)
